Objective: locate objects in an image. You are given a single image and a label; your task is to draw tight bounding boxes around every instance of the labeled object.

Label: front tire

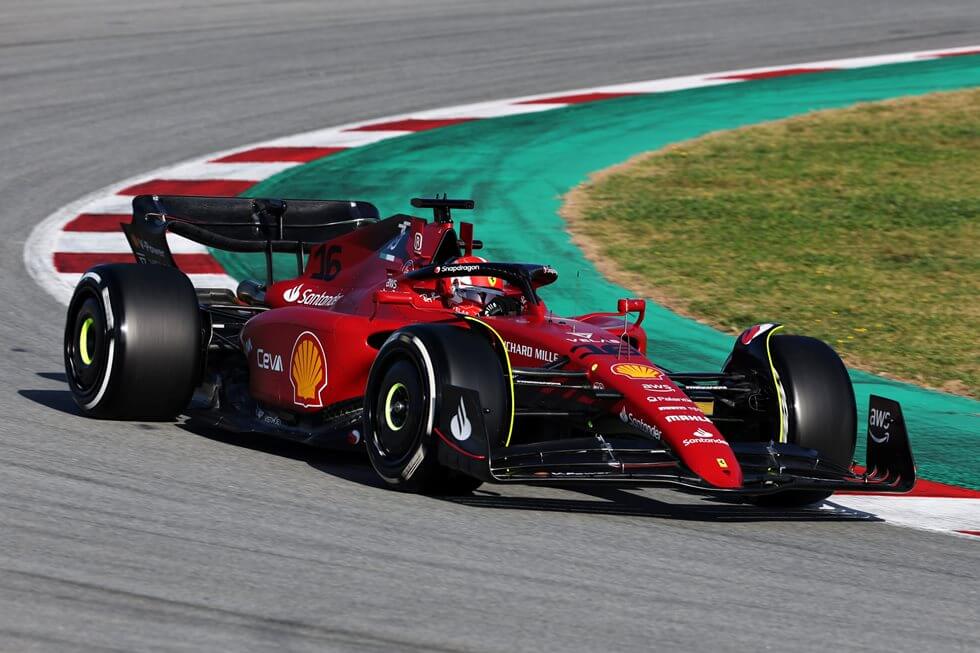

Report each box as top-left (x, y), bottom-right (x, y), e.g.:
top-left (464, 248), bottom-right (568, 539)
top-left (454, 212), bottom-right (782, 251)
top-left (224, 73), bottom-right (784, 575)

top-left (64, 264), bottom-right (203, 420)
top-left (749, 335), bottom-right (856, 507)
top-left (364, 325), bottom-right (507, 495)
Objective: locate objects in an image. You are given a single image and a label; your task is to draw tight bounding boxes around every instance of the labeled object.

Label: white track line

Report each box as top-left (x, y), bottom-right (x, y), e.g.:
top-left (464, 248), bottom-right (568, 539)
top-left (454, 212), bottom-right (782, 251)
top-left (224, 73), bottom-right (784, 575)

top-left (412, 100), bottom-right (567, 119)
top-left (826, 497), bottom-right (980, 538)
top-left (56, 232), bottom-right (209, 254)
top-left (26, 40), bottom-right (980, 321)
top-left (158, 160), bottom-right (301, 181)
top-left (262, 129), bottom-right (413, 149)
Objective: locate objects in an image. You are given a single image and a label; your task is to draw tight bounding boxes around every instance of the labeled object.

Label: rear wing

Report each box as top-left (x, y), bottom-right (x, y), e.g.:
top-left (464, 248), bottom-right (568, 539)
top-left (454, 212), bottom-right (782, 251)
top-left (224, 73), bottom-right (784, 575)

top-left (123, 195), bottom-right (379, 285)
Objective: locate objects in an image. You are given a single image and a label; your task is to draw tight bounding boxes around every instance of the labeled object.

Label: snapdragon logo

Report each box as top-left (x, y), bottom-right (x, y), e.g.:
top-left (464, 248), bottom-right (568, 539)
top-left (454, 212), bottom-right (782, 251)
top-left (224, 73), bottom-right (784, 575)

top-left (436, 264), bottom-right (480, 274)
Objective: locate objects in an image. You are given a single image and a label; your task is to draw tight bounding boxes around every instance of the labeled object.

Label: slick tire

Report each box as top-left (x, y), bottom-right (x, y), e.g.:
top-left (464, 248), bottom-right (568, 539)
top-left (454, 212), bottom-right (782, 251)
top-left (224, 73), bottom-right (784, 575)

top-left (364, 325), bottom-right (507, 495)
top-left (64, 264), bottom-right (203, 420)
top-left (750, 335), bottom-right (857, 507)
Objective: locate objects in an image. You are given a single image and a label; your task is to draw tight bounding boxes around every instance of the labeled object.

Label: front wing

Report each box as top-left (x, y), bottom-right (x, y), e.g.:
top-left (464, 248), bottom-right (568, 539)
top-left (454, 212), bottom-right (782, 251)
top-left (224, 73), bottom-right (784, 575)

top-left (478, 395), bottom-right (915, 496)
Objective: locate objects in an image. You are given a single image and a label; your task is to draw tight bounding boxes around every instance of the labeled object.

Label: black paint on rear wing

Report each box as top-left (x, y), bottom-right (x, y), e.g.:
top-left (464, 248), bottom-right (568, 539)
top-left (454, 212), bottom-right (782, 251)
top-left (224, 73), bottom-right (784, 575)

top-left (121, 194), bottom-right (379, 285)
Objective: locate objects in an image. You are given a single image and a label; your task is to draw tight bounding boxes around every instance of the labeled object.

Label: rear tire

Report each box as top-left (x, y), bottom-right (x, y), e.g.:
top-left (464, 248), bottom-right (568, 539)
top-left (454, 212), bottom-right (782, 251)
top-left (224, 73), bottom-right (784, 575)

top-left (748, 335), bottom-right (856, 507)
top-left (64, 264), bottom-right (203, 420)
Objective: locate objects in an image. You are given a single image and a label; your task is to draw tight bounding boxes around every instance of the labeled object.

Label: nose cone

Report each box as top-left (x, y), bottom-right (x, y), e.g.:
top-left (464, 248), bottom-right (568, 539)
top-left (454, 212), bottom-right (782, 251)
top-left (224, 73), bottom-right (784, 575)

top-left (591, 359), bottom-right (744, 489)
top-left (690, 446), bottom-right (743, 489)
top-left (671, 427), bottom-right (743, 488)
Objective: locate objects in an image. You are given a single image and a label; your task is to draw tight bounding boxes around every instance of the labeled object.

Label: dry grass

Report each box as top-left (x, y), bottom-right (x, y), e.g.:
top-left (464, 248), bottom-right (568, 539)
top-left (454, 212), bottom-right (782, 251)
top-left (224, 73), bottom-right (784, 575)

top-left (562, 89), bottom-right (980, 397)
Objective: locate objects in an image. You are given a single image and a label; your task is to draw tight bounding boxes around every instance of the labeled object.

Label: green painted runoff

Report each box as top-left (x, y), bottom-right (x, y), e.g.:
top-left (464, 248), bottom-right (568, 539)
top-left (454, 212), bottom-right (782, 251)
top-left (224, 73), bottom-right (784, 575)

top-left (234, 54), bottom-right (980, 488)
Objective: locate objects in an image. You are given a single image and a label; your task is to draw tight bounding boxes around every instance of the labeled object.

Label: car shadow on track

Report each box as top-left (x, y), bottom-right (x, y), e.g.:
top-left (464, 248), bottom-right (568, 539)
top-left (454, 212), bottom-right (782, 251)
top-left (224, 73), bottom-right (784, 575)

top-left (24, 372), bottom-right (878, 526)
top-left (177, 418), bottom-right (388, 489)
top-left (441, 486), bottom-right (882, 524)
top-left (19, 389), bottom-right (80, 416)
top-left (178, 417), bottom-right (880, 523)
top-left (19, 373), bottom-right (78, 416)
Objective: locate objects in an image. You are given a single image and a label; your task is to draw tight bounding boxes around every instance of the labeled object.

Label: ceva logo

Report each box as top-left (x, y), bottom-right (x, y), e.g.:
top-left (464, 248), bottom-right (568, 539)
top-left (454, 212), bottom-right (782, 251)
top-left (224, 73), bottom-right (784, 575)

top-left (257, 348), bottom-right (283, 372)
top-left (283, 284), bottom-right (302, 302)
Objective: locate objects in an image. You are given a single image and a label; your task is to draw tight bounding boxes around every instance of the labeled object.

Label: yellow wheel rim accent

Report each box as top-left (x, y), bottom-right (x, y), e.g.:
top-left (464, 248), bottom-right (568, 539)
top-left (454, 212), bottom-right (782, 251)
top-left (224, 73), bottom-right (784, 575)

top-left (763, 325), bottom-right (787, 443)
top-left (79, 317), bottom-right (95, 366)
top-left (384, 382), bottom-right (407, 431)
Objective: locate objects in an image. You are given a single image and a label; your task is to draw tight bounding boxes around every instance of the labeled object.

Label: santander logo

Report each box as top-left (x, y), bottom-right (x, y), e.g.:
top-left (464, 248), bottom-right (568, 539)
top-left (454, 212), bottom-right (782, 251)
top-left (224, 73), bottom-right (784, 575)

top-left (283, 284), bottom-right (302, 302)
top-left (682, 427), bottom-right (729, 447)
top-left (282, 284), bottom-right (343, 308)
top-left (450, 398), bottom-right (472, 441)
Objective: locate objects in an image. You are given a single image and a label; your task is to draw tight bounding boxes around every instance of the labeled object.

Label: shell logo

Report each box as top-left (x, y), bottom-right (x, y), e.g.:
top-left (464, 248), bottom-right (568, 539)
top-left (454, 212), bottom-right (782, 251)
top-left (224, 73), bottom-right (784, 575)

top-left (610, 362), bottom-right (662, 380)
top-left (290, 331), bottom-right (328, 407)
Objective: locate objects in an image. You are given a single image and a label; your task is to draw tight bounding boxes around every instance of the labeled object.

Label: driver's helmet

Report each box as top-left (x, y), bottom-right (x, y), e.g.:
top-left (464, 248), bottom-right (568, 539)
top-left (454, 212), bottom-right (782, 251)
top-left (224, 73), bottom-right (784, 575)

top-left (446, 256), bottom-right (505, 308)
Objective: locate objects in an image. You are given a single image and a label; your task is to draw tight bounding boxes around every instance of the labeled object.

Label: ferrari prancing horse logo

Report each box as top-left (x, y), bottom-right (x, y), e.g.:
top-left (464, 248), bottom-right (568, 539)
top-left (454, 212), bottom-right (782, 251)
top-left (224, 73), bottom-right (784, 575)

top-left (290, 331), bottom-right (328, 407)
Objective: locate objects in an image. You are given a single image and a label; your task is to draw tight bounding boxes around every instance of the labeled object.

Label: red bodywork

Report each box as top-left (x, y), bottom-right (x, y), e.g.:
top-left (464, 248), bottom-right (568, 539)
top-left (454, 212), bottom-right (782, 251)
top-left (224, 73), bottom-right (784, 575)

top-left (239, 213), bottom-right (742, 489)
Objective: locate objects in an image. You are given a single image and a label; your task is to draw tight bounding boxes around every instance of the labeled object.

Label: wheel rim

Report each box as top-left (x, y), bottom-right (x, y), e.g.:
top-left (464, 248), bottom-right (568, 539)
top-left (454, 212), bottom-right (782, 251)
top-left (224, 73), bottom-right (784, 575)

top-left (78, 316), bottom-right (95, 365)
top-left (384, 382), bottom-right (409, 431)
top-left (373, 358), bottom-right (426, 461)
top-left (66, 294), bottom-right (108, 395)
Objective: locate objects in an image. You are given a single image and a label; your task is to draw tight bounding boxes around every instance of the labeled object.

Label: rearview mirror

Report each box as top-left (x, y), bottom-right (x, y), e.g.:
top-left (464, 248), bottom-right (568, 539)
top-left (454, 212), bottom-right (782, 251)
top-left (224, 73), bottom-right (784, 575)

top-left (617, 298), bottom-right (646, 313)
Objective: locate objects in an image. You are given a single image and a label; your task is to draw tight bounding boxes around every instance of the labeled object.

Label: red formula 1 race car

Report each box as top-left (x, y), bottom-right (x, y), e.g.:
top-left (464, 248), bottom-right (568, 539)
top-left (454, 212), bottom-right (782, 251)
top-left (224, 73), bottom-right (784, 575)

top-left (63, 195), bottom-right (915, 505)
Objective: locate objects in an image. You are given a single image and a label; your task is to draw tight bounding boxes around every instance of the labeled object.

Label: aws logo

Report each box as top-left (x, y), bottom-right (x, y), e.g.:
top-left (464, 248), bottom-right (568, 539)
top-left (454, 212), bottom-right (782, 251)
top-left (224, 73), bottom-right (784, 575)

top-left (290, 331), bottom-right (328, 408)
top-left (869, 407), bottom-right (892, 444)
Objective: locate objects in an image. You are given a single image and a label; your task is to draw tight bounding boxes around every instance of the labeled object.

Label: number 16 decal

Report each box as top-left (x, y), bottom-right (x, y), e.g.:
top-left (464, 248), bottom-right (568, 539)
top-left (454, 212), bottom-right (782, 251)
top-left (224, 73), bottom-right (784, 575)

top-left (318, 245), bottom-right (342, 280)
